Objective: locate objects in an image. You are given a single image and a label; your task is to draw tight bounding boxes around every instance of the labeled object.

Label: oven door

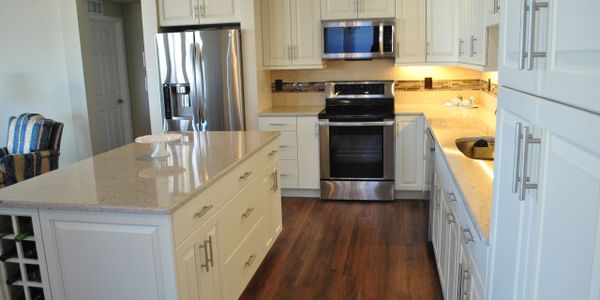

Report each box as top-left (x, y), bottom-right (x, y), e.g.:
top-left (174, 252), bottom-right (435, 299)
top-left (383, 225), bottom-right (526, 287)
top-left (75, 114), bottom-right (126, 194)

top-left (319, 119), bottom-right (395, 181)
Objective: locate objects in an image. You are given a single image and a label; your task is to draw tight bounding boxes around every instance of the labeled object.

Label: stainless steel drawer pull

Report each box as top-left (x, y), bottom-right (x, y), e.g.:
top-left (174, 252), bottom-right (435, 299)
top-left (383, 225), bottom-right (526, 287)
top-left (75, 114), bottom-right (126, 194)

top-left (242, 207), bottom-right (255, 219)
top-left (267, 150), bottom-right (278, 157)
top-left (448, 192), bottom-right (457, 202)
top-left (447, 213), bottom-right (456, 224)
top-left (239, 172), bottom-right (252, 181)
top-left (271, 170), bottom-right (279, 191)
top-left (194, 205), bottom-right (214, 219)
top-left (462, 228), bottom-right (475, 244)
top-left (245, 254), bottom-right (257, 267)
top-left (268, 123), bottom-right (287, 126)
top-left (518, 125), bottom-right (541, 200)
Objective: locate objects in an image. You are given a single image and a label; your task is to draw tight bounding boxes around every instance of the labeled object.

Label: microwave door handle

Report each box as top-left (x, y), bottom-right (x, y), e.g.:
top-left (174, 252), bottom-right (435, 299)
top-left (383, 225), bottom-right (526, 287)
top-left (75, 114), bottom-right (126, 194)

top-left (379, 23), bottom-right (384, 56)
top-left (319, 121), bottom-right (395, 127)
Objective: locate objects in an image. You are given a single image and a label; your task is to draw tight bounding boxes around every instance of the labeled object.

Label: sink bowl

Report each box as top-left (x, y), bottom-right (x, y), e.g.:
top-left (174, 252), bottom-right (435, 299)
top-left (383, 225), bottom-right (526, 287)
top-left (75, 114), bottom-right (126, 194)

top-left (455, 137), bottom-right (495, 161)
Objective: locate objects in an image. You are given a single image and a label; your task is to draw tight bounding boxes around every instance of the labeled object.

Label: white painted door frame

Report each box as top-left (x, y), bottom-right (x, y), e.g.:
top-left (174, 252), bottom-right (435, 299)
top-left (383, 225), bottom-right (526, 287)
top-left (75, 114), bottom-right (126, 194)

top-left (89, 15), bottom-right (134, 151)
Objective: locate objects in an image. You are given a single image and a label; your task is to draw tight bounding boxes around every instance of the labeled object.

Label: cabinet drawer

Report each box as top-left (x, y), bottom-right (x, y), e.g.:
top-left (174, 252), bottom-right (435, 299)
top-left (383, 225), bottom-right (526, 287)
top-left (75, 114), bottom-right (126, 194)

top-left (220, 176), bottom-right (265, 258)
top-left (279, 160), bottom-right (299, 189)
top-left (278, 131), bottom-right (297, 160)
top-left (222, 219), bottom-right (266, 300)
top-left (258, 117), bottom-right (297, 131)
top-left (220, 150), bottom-right (267, 202)
top-left (172, 183), bottom-right (222, 246)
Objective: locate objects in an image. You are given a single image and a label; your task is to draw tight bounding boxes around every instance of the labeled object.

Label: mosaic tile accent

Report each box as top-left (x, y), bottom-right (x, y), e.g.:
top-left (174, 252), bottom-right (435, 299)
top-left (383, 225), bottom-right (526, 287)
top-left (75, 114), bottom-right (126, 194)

top-left (271, 79), bottom-right (499, 96)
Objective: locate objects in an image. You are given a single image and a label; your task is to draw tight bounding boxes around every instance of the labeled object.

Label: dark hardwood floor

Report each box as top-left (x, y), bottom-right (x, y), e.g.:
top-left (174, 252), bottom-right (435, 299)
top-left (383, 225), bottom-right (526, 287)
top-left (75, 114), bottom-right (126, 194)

top-left (240, 197), bottom-right (443, 300)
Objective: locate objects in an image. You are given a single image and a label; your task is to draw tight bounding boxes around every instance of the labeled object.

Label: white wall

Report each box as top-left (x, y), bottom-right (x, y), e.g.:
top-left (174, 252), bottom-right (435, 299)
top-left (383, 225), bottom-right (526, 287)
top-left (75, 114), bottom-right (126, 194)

top-left (0, 0), bottom-right (93, 165)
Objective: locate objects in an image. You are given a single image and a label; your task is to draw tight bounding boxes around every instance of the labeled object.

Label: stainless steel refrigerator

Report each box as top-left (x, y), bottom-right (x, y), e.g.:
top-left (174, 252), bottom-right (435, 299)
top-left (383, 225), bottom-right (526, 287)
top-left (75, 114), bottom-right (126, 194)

top-left (156, 29), bottom-right (245, 132)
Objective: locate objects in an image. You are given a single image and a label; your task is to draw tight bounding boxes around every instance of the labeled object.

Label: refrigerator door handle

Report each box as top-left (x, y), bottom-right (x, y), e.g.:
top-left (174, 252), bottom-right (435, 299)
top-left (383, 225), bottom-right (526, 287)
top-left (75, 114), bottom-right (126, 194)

top-left (189, 42), bottom-right (200, 131)
top-left (194, 42), bottom-right (207, 131)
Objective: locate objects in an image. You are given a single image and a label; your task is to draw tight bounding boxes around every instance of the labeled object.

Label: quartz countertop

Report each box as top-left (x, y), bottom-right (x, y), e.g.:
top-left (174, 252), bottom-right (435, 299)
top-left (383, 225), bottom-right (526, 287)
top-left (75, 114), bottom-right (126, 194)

top-left (0, 131), bottom-right (280, 214)
top-left (258, 106), bottom-right (324, 116)
top-left (397, 104), bottom-right (495, 239)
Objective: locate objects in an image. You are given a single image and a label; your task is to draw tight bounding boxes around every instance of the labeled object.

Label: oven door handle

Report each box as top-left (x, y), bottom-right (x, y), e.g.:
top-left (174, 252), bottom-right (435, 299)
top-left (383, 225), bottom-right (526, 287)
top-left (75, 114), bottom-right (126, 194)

top-left (318, 121), bottom-right (395, 127)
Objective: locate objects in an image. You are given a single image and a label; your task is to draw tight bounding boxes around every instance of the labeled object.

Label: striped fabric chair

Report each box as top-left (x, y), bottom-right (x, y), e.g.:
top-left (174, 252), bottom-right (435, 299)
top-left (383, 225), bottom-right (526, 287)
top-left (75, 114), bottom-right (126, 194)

top-left (0, 113), bottom-right (64, 188)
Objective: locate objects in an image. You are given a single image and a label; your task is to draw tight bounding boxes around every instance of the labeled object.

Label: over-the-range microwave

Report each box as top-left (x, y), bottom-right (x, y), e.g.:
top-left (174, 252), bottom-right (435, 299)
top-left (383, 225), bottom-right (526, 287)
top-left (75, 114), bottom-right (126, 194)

top-left (322, 19), bottom-right (395, 60)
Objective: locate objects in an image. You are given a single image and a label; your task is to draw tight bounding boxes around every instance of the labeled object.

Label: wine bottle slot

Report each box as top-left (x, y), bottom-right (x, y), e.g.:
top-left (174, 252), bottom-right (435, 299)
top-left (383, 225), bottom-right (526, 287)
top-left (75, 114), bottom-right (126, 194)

top-left (5, 271), bottom-right (21, 285)
top-left (0, 246), bottom-right (17, 262)
top-left (14, 231), bottom-right (32, 242)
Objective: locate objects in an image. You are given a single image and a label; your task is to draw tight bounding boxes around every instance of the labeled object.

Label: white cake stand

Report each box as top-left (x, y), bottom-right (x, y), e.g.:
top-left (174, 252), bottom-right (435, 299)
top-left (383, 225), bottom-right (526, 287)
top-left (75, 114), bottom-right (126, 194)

top-left (135, 133), bottom-right (183, 158)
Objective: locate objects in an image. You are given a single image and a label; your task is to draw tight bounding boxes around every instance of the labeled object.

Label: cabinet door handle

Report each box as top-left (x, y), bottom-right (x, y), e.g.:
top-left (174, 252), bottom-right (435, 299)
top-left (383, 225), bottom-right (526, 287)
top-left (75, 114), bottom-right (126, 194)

top-left (241, 207), bottom-right (255, 219)
top-left (462, 269), bottom-right (472, 300)
top-left (462, 227), bottom-right (475, 244)
top-left (526, 0), bottom-right (548, 70)
top-left (457, 263), bottom-right (464, 300)
top-left (470, 35), bottom-right (477, 57)
top-left (245, 254), bottom-right (257, 267)
top-left (193, 4), bottom-right (199, 19)
top-left (194, 204), bottom-right (214, 219)
top-left (512, 122), bottom-right (524, 193)
top-left (518, 125), bottom-right (541, 200)
top-left (271, 169), bottom-right (279, 191)
top-left (268, 150), bottom-right (278, 157)
top-left (447, 213), bottom-right (456, 224)
top-left (239, 171), bottom-right (252, 181)
top-left (314, 121), bottom-right (319, 136)
top-left (448, 192), bottom-right (457, 202)
top-left (518, 0), bottom-right (529, 69)
top-left (268, 123), bottom-right (287, 126)
top-left (458, 39), bottom-right (464, 56)
top-left (199, 236), bottom-right (214, 272)
top-left (293, 46), bottom-right (298, 60)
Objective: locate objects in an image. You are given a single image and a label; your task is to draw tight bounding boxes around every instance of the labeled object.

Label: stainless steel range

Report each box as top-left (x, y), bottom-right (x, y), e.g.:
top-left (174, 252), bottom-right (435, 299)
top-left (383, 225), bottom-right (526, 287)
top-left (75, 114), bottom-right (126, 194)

top-left (318, 81), bottom-right (395, 201)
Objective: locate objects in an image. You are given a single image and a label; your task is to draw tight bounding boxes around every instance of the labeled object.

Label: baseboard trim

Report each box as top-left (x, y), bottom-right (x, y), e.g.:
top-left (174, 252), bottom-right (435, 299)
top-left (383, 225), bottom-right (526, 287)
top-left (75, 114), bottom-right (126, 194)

top-left (282, 189), bottom-right (430, 200)
top-left (395, 190), bottom-right (429, 200)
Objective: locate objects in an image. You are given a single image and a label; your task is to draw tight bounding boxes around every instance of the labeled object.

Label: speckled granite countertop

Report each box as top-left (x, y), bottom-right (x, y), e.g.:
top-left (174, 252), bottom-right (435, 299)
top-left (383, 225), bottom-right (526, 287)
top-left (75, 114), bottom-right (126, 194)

top-left (259, 104), bottom-right (495, 238)
top-left (258, 106), bottom-right (324, 116)
top-left (0, 131), bottom-right (279, 214)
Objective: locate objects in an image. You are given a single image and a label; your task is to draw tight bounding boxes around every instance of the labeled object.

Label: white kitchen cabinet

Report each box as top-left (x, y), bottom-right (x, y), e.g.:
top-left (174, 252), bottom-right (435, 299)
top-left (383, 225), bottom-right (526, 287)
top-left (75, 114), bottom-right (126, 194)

top-left (459, 242), bottom-right (485, 300)
top-left (175, 219), bottom-right (221, 300)
top-left (426, 0), bottom-right (459, 62)
top-left (259, 117), bottom-right (299, 189)
top-left (321, 0), bottom-right (395, 20)
top-left (489, 86), bottom-right (600, 299)
top-left (431, 176), bottom-right (442, 259)
top-left (395, 0), bottom-right (426, 64)
top-left (445, 203), bottom-right (461, 300)
top-left (262, 0), bottom-right (322, 69)
top-left (297, 117), bottom-right (320, 189)
top-left (158, 0), bottom-right (239, 26)
top-left (395, 115), bottom-right (425, 191)
top-left (262, 162), bottom-right (282, 248)
top-left (485, 0), bottom-right (499, 27)
top-left (458, 0), bottom-right (486, 66)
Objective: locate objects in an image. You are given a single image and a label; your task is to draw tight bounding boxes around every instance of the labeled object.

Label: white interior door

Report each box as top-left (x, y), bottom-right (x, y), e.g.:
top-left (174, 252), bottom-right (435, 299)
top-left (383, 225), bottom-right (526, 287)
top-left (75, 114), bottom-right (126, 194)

top-left (90, 16), bottom-right (134, 153)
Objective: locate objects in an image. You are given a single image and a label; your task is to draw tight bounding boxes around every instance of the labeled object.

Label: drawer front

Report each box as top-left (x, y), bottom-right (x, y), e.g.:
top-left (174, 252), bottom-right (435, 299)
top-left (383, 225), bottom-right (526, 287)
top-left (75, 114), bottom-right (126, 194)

top-left (278, 131), bottom-right (297, 160)
top-left (172, 183), bottom-right (222, 246)
top-left (220, 176), bottom-right (265, 258)
top-left (279, 160), bottom-right (299, 189)
top-left (222, 219), bottom-right (266, 300)
top-left (220, 148), bottom-right (268, 202)
top-left (258, 117), bottom-right (297, 131)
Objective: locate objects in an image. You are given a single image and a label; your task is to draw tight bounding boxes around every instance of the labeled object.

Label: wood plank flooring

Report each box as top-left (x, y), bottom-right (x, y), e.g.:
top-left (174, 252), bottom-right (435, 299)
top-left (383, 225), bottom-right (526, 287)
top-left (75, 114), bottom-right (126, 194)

top-left (240, 197), bottom-right (443, 300)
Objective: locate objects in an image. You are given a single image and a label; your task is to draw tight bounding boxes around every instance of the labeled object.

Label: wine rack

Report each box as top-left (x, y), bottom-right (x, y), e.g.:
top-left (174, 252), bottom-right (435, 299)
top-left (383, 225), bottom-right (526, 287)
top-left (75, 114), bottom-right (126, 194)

top-left (0, 212), bottom-right (49, 300)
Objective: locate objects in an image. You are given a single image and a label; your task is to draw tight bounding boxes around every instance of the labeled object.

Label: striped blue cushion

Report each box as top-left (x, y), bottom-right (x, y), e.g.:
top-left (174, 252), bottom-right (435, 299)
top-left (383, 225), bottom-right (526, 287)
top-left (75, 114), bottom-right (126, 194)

top-left (6, 113), bottom-right (55, 154)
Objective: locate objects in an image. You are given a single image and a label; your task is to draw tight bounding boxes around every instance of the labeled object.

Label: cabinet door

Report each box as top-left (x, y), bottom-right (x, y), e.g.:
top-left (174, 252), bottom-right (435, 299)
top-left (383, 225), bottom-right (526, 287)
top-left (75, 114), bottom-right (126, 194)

top-left (446, 209), bottom-right (461, 300)
top-left (520, 99), bottom-right (600, 300)
top-left (497, 0), bottom-right (543, 95)
top-left (175, 221), bottom-right (222, 300)
top-left (262, 0), bottom-right (294, 67)
top-left (199, 0), bottom-right (238, 24)
top-left (395, 0), bottom-right (426, 64)
top-left (539, 1), bottom-right (600, 114)
top-left (432, 180), bottom-right (442, 259)
top-left (427, 0), bottom-right (459, 62)
top-left (158, 0), bottom-right (200, 27)
top-left (395, 115), bottom-right (425, 191)
top-left (262, 163), bottom-right (282, 248)
top-left (297, 117), bottom-right (320, 189)
top-left (291, 0), bottom-right (323, 67)
top-left (485, 0), bottom-right (499, 27)
top-left (457, 0), bottom-right (472, 62)
top-left (489, 87), bottom-right (539, 300)
top-left (321, 0), bottom-right (357, 20)
top-left (468, 0), bottom-right (486, 65)
top-left (438, 192), bottom-right (449, 298)
top-left (358, 0), bottom-right (395, 18)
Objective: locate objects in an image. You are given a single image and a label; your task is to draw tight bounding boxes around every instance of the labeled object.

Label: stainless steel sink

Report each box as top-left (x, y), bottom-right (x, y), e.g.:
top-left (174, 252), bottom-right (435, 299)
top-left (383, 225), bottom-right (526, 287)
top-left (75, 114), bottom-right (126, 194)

top-left (455, 137), bottom-right (495, 161)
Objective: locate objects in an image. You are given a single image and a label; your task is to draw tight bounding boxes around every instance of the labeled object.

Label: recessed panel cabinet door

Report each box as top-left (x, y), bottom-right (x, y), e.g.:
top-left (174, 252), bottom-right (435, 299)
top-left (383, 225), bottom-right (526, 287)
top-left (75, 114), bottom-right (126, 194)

top-left (358, 0), bottom-right (395, 18)
top-left (395, 115), bottom-right (425, 191)
top-left (489, 87), bottom-right (539, 300)
top-left (297, 117), bottom-right (320, 189)
top-left (427, 0), bottom-right (459, 62)
top-left (200, 0), bottom-right (238, 24)
top-left (522, 100), bottom-right (600, 300)
top-left (540, 1), bottom-right (600, 114)
top-left (321, 0), bottom-right (357, 20)
top-left (262, 0), bottom-right (293, 66)
top-left (395, 0), bottom-right (426, 64)
top-left (291, 0), bottom-right (322, 66)
top-left (158, 0), bottom-right (199, 26)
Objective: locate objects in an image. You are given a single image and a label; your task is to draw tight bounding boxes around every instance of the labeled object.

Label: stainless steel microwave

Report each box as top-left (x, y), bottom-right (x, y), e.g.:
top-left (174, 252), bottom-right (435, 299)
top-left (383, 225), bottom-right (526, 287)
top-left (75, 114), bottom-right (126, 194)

top-left (322, 19), bottom-right (395, 60)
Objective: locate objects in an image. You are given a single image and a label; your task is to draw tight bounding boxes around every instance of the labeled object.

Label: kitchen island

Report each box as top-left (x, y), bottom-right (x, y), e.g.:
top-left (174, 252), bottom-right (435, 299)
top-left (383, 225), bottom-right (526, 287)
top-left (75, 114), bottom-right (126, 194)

top-left (0, 131), bottom-right (282, 300)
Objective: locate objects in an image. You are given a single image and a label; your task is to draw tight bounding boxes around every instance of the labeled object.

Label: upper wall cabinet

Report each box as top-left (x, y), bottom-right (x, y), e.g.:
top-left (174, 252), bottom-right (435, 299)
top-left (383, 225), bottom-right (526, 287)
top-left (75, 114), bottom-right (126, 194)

top-left (321, 0), bottom-right (395, 20)
top-left (395, 0), bottom-right (426, 64)
top-left (426, 0), bottom-right (458, 62)
top-left (262, 0), bottom-right (323, 69)
top-left (485, 0), bottom-right (499, 26)
top-left (158, 0), bottom-right (239, 27)
top-left (458, 0), bottom-right (486, 65)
